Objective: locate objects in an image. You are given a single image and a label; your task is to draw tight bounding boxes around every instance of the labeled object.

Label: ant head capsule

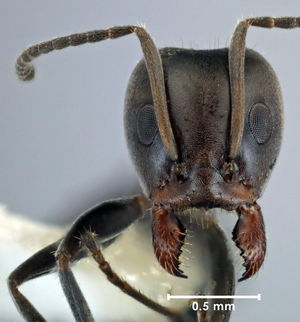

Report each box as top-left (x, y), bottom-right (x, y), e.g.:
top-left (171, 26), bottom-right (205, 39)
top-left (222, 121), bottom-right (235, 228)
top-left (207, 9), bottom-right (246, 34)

top-left (125, 48), bottom-right (283, 208)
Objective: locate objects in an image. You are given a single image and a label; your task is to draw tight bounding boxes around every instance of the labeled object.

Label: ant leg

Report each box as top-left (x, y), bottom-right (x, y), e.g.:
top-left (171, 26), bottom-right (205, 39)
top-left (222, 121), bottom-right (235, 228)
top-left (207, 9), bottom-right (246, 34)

top-left (56, 195), bottom-right (182, 322)
top-left (80, 232), bottom-right (182, 321)
top-left (228, 16), bottom-right (300, 159)
top-left (8, 240), bottom-right (61, 322)
top-left (8, 195), bottom-right (150, 321)
top-left (8, 238), bottom-right (92, 322)
top-left (232, 203), bottom-right (266, 281)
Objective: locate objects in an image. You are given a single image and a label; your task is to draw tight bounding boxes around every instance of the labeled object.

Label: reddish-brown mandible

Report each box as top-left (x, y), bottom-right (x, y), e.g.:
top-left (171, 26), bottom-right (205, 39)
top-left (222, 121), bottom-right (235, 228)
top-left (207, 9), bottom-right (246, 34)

top-left (233, 203), bottom-right (266, 281)
top-left (152, 207), bottom-right (187, 278)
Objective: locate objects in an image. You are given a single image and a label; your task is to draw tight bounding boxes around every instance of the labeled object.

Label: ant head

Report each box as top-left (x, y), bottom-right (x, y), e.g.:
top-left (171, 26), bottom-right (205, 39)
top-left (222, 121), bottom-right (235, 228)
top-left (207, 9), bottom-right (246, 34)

top-left (124, 48), bottom-right (283, 208)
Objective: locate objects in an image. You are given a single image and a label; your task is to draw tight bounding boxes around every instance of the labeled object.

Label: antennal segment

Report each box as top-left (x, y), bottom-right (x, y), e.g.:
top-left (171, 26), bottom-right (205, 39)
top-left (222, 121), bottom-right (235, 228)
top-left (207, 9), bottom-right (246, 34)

top-left (228, 16), bottom-right (300, 160)
top-left (15, 25), bottom-right (178, 161)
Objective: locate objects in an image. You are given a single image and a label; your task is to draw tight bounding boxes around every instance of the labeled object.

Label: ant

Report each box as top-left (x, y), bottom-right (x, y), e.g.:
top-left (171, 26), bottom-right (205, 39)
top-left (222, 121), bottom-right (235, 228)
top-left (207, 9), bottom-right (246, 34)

top-left (8, 16), bottom-right (299, 322)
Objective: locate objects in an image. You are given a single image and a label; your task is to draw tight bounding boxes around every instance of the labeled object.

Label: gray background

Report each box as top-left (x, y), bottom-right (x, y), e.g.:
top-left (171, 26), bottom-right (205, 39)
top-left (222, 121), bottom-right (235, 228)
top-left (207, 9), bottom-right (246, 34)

top-left (1, 0), bottom-right (300, 321)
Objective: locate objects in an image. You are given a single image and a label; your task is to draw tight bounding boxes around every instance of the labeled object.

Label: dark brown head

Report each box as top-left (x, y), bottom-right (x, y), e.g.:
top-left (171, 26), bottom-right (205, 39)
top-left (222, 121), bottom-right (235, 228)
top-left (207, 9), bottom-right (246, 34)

top-left (125, 48), bottom-right (283, 210)
top-left (124, 47), bottom-right (283, 278)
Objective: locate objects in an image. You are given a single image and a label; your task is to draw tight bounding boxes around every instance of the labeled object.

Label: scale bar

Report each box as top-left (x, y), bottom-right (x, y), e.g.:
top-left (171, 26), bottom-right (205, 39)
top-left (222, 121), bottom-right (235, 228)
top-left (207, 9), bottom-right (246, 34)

top-left (167, 294), bottom-right (261, 301)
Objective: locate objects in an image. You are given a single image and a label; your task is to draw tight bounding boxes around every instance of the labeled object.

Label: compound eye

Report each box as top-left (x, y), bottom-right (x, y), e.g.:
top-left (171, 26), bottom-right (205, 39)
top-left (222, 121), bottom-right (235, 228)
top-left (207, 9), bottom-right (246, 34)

top-left (137, 104), bottom-right (158, 145)
top-left (248, 103), bottom-right (273, 144)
